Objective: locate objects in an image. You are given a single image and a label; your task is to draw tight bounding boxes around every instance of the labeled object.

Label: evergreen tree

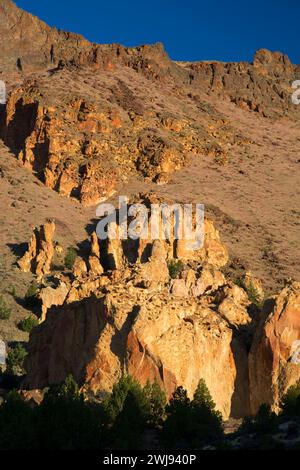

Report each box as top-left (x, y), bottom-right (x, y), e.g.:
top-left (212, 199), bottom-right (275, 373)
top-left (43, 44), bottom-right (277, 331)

top-left (110, 390), bottom-right (148, 449)
top-left (193, 379), bottom-right (216, 409)
top-left (190, 379), bottom-right (223, 444)
top-left (36, 375), bottom-right (102, 449)
top-left (0, 391), bottom-right (36, 449)
top-left (143, 380), bottom-right (166, 426)
top-left (102, 374), bottom-right (149, 423)
top-left (161, 386), bottom-right (192, 448)
top-left (253, 403), bottom-right (277, 434)
top-left (104, 375), bottom-right (150, 449)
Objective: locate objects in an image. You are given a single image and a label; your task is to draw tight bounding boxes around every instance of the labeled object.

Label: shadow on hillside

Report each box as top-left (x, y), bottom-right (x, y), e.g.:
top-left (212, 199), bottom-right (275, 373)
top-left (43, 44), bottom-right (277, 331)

top-left (22, 296), bottom-right (107, 390)
top-left (7, 242), bottom-right (28, 258)
top-left (229, 297), bottom-right (276, 418)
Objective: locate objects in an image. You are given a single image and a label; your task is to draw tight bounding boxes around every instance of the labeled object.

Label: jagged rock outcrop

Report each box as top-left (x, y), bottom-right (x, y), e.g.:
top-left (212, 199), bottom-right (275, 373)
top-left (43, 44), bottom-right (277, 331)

top-left (39, 280), bottom-right (69, 322)
top-left (4, 1), bottom-right (299, 422)
top-left (1, 1), bottom-right (298, 122)
top-left (249, 281), bottom-right (300, 414)
top-left (90, 231), bottom-right (100, 258)
top-left (17, 219), bottom-right (55, 279)
top-left (20, 209), bottom-right (250, 419)
top-left (191, 266), bottom-right (226, 297)
top-left (218, 284), bottom-right (251, 327)
top-left (132, 240), bottom-right (169, 288)
top-left (1, 74), bottom-right (244, 205)
top-left (0, 2), bottom-right (299, 208)
top-left (23, 208), bottom-right (300, 420)
top-left (72, 257), bottom-right (88, 279)
top-left (100, 193), bottom-right (229, 268)
top-left (174, 218), bottom-right (229, 267)
top-left (88, 256), bottom-right (104, 277)
top-left (24, 282), bottom-right (244, 419)
top-left (17, 206), bottom-right (230, 322)
top-left (187, 49), bottom-right (299, 119)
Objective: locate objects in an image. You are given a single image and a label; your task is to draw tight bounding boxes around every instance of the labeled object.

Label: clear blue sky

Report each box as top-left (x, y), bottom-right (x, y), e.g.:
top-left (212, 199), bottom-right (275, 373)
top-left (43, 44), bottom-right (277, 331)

top-left (15, 0), bottom-right (299, 63)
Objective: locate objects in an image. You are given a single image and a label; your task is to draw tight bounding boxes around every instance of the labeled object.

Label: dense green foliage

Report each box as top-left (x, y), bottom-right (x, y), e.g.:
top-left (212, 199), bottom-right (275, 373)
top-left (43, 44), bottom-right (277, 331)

top-left (162, 380), bottom-right (223, 448)
top-left (6, 343), bottom-right (27, 375)
top-left (144, 380), bottom-right (167, 426)
top-left (0, 376), bottom-right (103, 449)
top-left (0, 374), bottom-right (225, 450)
top-left (2, 371), bottom-right (300, 450)
top-left (240, 403), bottom-right (278, 436)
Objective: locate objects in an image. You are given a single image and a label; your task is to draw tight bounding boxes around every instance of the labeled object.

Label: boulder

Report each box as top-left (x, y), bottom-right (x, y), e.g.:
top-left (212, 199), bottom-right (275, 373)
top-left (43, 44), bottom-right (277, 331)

top-left (218, 284), bottom-right (251, 326)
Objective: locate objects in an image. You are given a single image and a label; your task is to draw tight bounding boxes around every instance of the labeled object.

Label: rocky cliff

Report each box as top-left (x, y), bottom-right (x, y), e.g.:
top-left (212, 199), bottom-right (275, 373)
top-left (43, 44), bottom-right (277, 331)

top-left (23, 218), bottom-right (250, 419)
top-left (0, 1), bottom-right (299, 421)
top-left (249, 281), bottom-right (300, 414)
top-left (22, 215), bottom-right (300, 419)
top-left (1, 1), bottom-right (300, 205)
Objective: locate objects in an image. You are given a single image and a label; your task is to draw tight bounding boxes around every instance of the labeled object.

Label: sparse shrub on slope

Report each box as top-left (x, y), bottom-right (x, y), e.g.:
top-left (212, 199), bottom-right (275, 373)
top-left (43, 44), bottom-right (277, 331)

top-left (64, 246), bottom-right (77, 270)
top-left (24, 282), bottom-right (40, 309)
top-left (18, 315), bottom-right (39, 333)
top-left (235, 277), bottom-right (262, 308)
top-left (168, 260), bottom-right (184, 279)
top-left (0, 296), bottom-right (11, 320)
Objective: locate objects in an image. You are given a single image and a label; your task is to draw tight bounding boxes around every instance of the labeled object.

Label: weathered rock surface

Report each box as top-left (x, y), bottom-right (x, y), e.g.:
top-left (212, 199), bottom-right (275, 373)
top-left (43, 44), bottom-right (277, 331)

top-left (2, 2), bottom-right (298, 206)
top-left (249, 281), bottom-right (300, 414)
top-left (19, 208), bottom-right (246, 419)
top-left (24, 283), bottom-right (242, 419)
top-left (100, 193), bottom-right (229, 268)
top-left (39, 280), bottom-right (69, 322)
top-left (21, 216), bottom-right (300, 419)
top-left (218, 284), bottom-right (251, 327)
top-left (3, 1), bottom-right (300, 422)
top-left (72, 257), bottom-right (88, 279)
top-left (17, 219), bottom-right (55, 279)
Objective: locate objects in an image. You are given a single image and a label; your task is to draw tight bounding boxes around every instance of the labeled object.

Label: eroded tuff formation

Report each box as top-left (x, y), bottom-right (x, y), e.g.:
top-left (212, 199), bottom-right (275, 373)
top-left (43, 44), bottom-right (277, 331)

top-left (1, 1), bottom-right (300, 204)
top-left (0, 69), bottom-right (246, 205)
top-left (249, 281), bottom-right (300, 414)
top-left (1, 1), bottom-right (300, 420)
top-left (17, 219), bottom-right (56, 280)
top-left (24, 220), bottom-right (250, 419)
top-left (16, 204), bottom-right (244, 418)
top-left (20, 203), bottom-right (300, 419)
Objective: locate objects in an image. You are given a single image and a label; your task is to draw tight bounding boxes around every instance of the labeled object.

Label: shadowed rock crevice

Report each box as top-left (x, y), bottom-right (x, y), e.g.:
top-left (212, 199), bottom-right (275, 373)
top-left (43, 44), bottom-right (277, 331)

top-left (3, 99), bottom-right (39, 155)
top-left (24, 296), bottom-right (107, 389)
top-left (110, 305), bottom-right (141, 371)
